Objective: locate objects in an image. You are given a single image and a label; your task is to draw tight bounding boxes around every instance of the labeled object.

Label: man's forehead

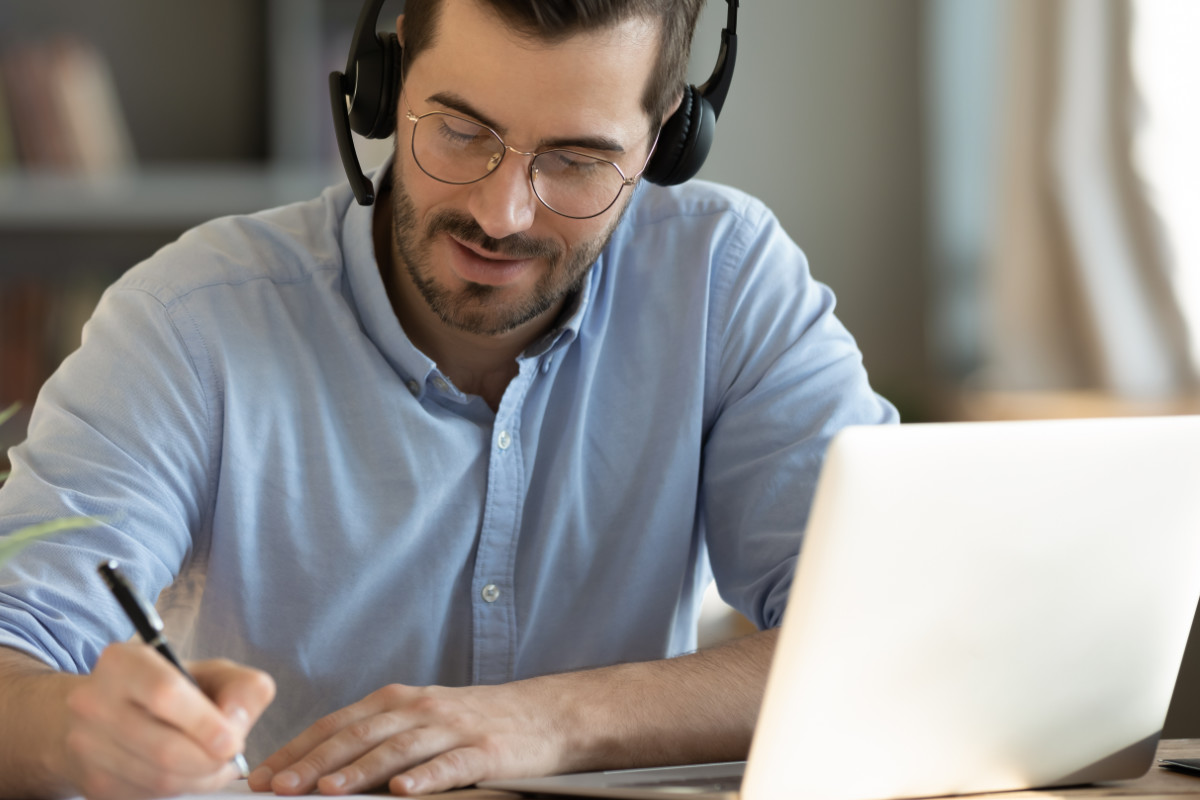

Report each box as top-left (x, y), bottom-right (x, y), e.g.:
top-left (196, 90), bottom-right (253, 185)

top-left (406, 0), bottom-right (660, 144)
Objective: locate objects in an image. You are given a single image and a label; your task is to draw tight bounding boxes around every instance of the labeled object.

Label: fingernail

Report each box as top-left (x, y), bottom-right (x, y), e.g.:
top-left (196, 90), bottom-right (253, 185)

top-left (324, 774), bottom-right (346, 791)
top-left (226, 705), bottom-right (249, 727)
top-left (393, 776), bottom-right (415, 795)
top-left (275, 771), bottom-right (300, 790)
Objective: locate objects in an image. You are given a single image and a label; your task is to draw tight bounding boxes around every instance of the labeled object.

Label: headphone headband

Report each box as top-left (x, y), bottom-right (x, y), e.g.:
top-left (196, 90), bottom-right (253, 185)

top-left (330, 0), bottom-right (739, 205)
top-left (699, 0), bottom-right (738, 118)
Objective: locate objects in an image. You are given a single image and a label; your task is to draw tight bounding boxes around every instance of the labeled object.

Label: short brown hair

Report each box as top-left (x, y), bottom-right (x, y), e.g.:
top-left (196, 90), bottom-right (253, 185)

top-left (400, 0), bottom-right (707, 131)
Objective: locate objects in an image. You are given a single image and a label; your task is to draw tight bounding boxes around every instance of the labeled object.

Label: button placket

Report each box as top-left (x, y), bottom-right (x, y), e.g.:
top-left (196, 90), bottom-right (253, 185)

top-left (470, 367), bottom-right (534, 686)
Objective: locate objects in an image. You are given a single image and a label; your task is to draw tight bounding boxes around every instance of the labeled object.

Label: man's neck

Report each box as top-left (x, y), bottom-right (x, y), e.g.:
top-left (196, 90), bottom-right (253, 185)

top-left (372, 183), bottom-right (562, 411)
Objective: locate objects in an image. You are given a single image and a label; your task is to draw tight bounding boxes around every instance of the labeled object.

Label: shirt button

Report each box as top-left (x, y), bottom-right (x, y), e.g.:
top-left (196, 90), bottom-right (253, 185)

top-left (541, 358), bottom-right (552, 374)
top-left (497, 430), bottom-right (512, 450)
top-left (481, 584), bottom-right (501, 603)
top-left (432, 376), bottom-right (449, 392)
top-left (406, 380), bottom-right (420, 396)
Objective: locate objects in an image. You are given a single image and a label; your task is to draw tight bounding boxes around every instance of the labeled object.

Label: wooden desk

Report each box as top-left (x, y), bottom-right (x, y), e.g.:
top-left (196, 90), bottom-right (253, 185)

top-left (428, 739), bottom-right (1200, 800)
top-left (956, 739), bottom-right (1200, 800)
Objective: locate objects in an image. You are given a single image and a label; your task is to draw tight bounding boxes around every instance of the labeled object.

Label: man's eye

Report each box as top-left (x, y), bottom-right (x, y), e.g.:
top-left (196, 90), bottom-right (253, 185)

top-left (544, 151), bottom-right (604, 172)
top-left (436, 118), bottom-right (488, 146)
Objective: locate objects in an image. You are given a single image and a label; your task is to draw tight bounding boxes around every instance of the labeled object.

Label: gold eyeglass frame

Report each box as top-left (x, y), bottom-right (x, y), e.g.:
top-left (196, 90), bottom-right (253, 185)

top-left (403, 103), bottom-right (660, 220)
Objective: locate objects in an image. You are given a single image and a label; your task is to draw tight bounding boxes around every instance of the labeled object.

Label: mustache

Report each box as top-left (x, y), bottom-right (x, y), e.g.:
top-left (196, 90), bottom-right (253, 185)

top-left (428, 211), bottom-right (562, 261)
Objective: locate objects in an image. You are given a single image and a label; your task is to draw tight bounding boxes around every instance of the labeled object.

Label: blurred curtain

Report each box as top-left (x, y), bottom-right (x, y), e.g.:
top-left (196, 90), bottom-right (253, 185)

top-left (930, 0), bottom-right (1199, 403)
top-left (1129, 0), bottom-right (1200, 384)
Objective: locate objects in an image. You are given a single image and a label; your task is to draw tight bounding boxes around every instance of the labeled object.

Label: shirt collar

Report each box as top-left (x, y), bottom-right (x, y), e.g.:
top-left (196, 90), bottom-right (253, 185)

top-left (519, 266), bottom-right (594, 360)
top-left (339, 154), bottom-right (439, 388)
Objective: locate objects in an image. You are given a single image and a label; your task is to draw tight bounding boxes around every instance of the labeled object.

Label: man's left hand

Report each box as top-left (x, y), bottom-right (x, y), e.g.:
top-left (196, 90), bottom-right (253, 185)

top-left (248, 680), bottom-right (569, 796)
top-left (248, 629), bottom-right (776, 796)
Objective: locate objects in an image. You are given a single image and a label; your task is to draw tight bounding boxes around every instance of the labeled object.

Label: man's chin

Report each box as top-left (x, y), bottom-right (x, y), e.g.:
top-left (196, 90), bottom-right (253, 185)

top-left (424, 283), bottom-right (557, 337)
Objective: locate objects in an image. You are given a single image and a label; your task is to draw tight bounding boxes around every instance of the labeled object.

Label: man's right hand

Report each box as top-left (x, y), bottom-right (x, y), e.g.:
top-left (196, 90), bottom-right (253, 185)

top-left (0, 643), bottom-right (275, 800)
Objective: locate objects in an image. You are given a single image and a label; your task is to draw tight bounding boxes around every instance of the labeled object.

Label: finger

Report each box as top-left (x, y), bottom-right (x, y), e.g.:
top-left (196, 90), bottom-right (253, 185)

top-left (88, 759), bottom-right (240, 800)
top-left (71, 646), bottom-right (243, 795)
top-left (252, 700), bottom-right (384, 792)
top-left (270, 709), bottom-right (421, 796)
top-left (316, 724), bottom-right (462, 795)
top-left (190, 658), bottom-right (276, 738)
top-left (104, 688), bottom-right (237, 778)
top-left (191, 658), bottom-right (277, 720)
top-left (128, 667), bottom-right (245, 762)
top-left (66, 708), bottom-right (241, 800)
top-left (80, 748), bottom-right (240, 800)
top-left (97, 643), bottom-right (244, 762)
top-left (389, 746), bottom-right (489, 797)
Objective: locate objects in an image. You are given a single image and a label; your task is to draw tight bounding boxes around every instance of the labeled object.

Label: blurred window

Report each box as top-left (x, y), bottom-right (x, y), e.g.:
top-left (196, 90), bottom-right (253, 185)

top-left (1131, 0), bottom-right (1200, 373)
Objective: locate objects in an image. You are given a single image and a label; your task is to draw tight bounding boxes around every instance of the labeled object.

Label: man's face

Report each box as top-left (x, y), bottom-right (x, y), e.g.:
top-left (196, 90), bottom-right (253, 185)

top-left (389, 0), bottom-right (661, 337)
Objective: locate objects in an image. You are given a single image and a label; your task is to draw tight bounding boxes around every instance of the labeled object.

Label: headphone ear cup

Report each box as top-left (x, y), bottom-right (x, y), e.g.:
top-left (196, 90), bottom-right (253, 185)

top-left (643, 86), bottom-right (694, 185)
top-left (377, 34), bottom-right (402, 137)
top-left (644, 85), bottom-right (716, 186)
top-left (348, 32), bottom-right (403, 139)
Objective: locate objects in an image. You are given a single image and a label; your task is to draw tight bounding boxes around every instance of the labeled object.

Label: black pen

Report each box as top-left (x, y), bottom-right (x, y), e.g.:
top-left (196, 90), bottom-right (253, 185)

top-left (97, 560), bottom-right (250, 778)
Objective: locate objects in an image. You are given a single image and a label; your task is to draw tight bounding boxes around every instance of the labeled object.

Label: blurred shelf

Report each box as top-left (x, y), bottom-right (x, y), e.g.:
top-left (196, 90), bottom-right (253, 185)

top-left (945, 389), bottom-right (1200, 421)
top-left (0, 164), bottom-right (344, 231)
top-left (0, 0), bottom-right (365, 409)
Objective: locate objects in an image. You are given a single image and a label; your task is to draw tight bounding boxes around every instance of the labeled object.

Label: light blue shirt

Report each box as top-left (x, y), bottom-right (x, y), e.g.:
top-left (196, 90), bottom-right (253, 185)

top-left (0, 163), bottom-right (896, 761)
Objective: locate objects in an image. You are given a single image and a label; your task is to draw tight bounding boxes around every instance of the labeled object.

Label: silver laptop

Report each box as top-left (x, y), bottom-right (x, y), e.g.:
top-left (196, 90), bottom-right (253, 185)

top-left (482, 415), bottom-right (1200, 800)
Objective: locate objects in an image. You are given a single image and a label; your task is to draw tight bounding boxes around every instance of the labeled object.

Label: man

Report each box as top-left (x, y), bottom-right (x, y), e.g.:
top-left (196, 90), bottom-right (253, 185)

top-left (0, 0), bottom-right (896, 798)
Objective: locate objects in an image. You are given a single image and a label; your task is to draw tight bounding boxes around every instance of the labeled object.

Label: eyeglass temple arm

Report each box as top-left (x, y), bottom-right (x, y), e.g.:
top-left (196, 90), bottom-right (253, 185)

top-left (697, 0), bottom-right (738, 119)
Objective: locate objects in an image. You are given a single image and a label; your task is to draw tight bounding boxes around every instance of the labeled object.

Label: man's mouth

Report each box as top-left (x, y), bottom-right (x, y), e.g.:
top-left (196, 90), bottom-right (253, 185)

top-left (445, 235), bottom-right (537, 286)
top-left (451, 236), bottom-right (526, 262)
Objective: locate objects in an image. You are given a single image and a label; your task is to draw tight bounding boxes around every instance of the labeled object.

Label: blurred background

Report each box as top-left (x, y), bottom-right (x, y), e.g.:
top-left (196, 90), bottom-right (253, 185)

top-left (2, 0), bottom-right (1199, 728)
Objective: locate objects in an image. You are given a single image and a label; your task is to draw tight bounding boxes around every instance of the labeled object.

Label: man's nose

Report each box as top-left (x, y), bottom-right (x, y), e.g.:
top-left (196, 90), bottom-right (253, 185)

top-left (467, 151), bottom-right (539, 240)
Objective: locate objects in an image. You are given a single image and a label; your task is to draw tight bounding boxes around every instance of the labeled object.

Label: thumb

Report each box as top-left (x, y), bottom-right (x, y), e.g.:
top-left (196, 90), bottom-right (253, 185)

top-left (190, 658), bottom-right (277, 736)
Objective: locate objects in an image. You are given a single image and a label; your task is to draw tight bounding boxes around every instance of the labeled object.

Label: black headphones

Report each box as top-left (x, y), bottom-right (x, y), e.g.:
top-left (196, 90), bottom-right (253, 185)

top-left (329, 0), bottom-right (739, 206)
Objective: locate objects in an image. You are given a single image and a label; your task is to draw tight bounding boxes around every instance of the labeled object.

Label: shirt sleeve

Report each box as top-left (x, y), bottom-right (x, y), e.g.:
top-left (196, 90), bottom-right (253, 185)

top-left (0, 281), bottom-right (215, 672)
top-left (701, 200), bottom-right (898, 630)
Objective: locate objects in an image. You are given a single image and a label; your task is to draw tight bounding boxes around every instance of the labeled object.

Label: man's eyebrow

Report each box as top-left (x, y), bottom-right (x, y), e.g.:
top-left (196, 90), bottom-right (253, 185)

top-left (427, 92), bottom-right (502, 131)
top-left (426, 91), bottom-right (627, 155)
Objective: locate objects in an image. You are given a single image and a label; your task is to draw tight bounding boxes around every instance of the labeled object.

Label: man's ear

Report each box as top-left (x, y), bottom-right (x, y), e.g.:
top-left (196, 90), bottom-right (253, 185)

top-left (396, 14), bottom-right (405, 45)
top-left (661, 91), bottom-right (684, 129)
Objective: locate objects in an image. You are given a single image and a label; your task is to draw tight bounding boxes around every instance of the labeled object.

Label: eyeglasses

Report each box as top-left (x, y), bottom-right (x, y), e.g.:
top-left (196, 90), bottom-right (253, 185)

top-left (404, 105), bottom-right (658, 220)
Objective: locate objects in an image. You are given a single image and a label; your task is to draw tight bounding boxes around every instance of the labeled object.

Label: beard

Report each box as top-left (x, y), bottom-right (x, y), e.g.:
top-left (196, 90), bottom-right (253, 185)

top-left (389, 165), bottom-right (628, 337)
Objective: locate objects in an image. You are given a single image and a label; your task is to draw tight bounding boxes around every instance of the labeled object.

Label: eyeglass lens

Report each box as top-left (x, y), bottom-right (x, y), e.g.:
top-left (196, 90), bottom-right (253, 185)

top-left (411, 112), bottom-right (629, 219)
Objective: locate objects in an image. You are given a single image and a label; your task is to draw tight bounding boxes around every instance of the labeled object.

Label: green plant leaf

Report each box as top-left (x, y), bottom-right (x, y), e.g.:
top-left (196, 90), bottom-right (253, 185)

top-left (1, 403), bottom-right (18, 484)
top-left (0, 517), bottom-right (102, 565)
top-left (0, 405), bottom-right (103, 565)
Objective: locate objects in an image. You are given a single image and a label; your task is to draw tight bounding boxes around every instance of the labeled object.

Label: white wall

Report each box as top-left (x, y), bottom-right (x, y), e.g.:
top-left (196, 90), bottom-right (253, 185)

top-left (689, 0), bottom-right (931, 418)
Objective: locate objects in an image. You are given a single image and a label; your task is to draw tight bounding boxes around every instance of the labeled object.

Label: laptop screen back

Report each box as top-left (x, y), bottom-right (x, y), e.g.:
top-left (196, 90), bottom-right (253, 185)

top-left (745, 416), bottom-right (1200, 800)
